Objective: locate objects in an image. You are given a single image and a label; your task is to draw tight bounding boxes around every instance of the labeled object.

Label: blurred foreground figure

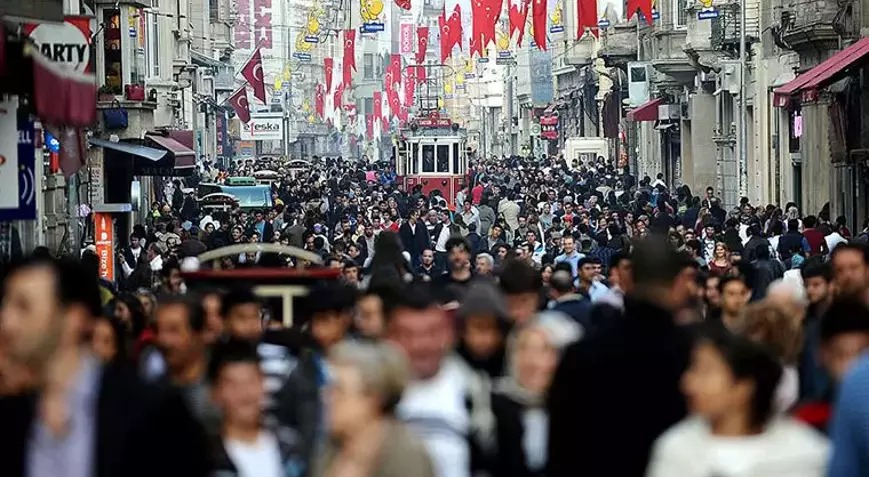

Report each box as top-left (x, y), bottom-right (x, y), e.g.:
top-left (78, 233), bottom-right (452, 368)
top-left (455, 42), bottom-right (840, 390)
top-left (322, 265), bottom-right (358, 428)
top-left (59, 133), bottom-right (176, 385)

top-left (0, 257), bottom-right (209, 477)
top-left (548, 238), bottom-right (696, 477)
top-left (313, 341), bottom-right (435, 477)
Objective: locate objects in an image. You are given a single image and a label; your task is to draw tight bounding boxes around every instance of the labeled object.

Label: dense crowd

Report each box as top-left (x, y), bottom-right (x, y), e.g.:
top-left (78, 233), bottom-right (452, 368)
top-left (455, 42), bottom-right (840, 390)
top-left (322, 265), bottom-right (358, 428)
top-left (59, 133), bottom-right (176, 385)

top-left (2, 153), bottom-right (869, 477)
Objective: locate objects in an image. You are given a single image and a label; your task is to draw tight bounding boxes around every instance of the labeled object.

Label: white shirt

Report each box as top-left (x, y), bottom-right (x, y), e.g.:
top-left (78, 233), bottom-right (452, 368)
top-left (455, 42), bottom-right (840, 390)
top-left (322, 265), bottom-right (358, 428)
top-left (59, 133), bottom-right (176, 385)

top-left (825, 232), bottom-right (847, 252)
top-left (224, 432), bottom-right (283, 477)
top-left (435, 223), bottom-right (452, 253)
top-left (398, 359), bottom-right (470, 477)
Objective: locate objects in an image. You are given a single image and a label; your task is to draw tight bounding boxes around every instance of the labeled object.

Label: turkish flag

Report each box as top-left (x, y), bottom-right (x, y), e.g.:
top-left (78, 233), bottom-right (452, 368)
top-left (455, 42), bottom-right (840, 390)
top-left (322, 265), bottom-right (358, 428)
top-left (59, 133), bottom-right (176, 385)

top-left (577, 0), bottom-right (599, 38)
top-left (343, 29), bottom-right (356, 87)
top-left (447, 7), bottom-right (462, 53)
top-left (627, 0), bottom-right (654, 25)
top-left (315, 84), bottom-right (325, 118)
top-left (438, 12), bottom-right (451, 62)
top-left (417, 65), bottom-right (427, 82)
top-left (333, 83), bottom-right (345, 111)
top-left (509, 1), bottom-right (529, 45)
top-left (382, 115), bottom-right (390, 133)
top-left (373, 91), bottom-right (383, 120)
top-left (324, 57), bottom-right (334, 93)
top-left (416, 27), bottom-right (429, 64)
top-left (532, 0), bottom-right (547, 50)
top-left (482, 0), bottom-right (502, 49)
top-left (388, 90), bottom-right (402, 118)
top-left (404, 67), bottom-right (416, 107)
top-left (241, 47), bottom-right (266, 103)
top-left (395, 0), bottom-right (411, 9)
top-left (365, 114), bottom-right (374, 139)
top-left (228, 87), bottom-right (251, 123)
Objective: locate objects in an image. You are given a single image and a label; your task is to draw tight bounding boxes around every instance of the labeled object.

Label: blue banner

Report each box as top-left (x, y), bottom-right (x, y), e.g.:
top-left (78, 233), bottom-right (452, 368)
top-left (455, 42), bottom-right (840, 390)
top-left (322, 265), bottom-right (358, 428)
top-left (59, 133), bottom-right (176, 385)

top-left (0, 116), bottom-right (36, 221)
top-left (530, 48), bottom-right (554, 106)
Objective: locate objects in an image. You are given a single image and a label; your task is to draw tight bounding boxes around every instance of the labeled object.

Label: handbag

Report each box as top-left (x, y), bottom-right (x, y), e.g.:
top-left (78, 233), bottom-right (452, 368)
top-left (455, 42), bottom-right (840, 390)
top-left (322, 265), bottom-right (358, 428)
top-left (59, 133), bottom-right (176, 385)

top-left (102, 100), bottom-right (128, 130)
top-left (125, 84), bottom-right (146, 101)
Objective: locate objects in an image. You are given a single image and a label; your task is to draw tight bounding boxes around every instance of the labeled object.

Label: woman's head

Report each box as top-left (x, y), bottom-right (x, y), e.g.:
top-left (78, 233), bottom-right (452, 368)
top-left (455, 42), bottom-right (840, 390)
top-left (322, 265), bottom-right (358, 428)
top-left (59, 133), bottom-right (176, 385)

top-left (737, 301), bottom-right (803, 364)
top-left (714, 242), bottom-right (729, 260)
top-left (326, 341), bottom-right (410, 438)
top-left (511, 312), bottom-right (581, 395)
top-left (91, 315), bottom-right (127, 362)
top-left (681, 329), bottom-right (782, 432)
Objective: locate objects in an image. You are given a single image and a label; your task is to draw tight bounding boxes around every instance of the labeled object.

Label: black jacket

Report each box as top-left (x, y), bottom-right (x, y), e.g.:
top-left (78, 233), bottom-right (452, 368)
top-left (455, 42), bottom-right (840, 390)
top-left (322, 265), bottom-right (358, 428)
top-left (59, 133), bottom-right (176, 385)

top-left (547, 298), bottom-right (694, 477)
top-left (0, 362), bottom-right (210, 477)
top-left (490, 392), bottom-right (545, 477)
top-left (399, 221), bottom-right (432, 258)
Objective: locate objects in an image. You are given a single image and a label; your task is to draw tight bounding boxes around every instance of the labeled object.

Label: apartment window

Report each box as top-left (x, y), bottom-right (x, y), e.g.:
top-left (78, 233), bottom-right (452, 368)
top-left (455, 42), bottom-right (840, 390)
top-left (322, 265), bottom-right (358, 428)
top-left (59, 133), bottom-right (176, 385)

top-left (673, 0), bottom-right (688, 28)
top-left (146, 10), bottom-right (161, 78)
top-left (363, 54), bottom-right (374, 79)
top-left (364, 97), bottom-right (374, 114)
top-left (102, 8), bottom-right (123, 93)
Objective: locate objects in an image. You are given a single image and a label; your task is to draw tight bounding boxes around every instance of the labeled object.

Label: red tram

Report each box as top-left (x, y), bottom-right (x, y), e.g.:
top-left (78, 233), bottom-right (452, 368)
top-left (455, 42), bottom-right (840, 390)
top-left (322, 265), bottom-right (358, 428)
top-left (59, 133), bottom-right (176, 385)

top-left (394, 113), bottom-right (468, 206)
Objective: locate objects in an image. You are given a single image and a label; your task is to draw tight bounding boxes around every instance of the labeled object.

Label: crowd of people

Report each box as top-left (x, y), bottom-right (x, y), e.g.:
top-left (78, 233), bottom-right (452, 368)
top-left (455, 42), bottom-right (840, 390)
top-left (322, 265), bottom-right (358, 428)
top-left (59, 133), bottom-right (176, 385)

top-left (2, 152), bottom-right (869, 477)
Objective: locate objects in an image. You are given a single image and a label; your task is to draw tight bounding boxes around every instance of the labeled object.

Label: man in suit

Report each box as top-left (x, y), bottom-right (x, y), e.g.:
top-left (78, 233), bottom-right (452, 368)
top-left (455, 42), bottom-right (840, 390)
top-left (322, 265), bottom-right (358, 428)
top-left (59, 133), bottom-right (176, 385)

top-left (399, 208), bottom-right (432, 268)
top-left (0, 257), bottom-right (209, 477)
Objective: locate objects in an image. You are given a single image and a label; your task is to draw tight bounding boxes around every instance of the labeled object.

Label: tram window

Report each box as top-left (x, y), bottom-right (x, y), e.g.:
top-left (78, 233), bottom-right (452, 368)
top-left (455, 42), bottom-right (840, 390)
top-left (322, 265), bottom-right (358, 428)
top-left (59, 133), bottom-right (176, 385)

top-left (412, 143), bottom-right (419, 174)
top-left (436, 145), bottom-right (449, 173)
top-left (422, 144), bottom-right (435, 172)
top-left (452, 143), bottom-right (460, 174)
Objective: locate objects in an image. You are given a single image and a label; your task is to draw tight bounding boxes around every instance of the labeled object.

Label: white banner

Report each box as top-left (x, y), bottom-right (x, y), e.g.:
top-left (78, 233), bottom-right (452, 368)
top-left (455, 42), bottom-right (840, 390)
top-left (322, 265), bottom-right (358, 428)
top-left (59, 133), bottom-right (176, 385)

top-left (240, 113), bottom-right (284, 141)
top-left (0, 99), bottom-right (19, 209)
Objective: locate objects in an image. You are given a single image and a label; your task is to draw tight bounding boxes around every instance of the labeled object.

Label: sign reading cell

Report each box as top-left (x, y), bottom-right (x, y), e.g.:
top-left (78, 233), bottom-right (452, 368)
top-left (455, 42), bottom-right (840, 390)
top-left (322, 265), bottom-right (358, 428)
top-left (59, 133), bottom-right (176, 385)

top-left (240, 113), bottom-right (284, 141)
top-left (23, 16), bottom-right (93, 73)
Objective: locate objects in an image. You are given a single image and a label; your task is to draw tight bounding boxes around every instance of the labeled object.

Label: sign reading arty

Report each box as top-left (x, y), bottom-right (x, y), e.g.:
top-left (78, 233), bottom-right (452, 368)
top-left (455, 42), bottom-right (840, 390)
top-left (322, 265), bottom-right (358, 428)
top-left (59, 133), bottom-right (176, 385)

top-left (94, 213), bottom-right (115, 282)
top-left (23, 15), bottom-right (93, 73)
top-left (540, 115), bottom-right (559, 140)
top-left (240, 113), bottom-right (284, 141)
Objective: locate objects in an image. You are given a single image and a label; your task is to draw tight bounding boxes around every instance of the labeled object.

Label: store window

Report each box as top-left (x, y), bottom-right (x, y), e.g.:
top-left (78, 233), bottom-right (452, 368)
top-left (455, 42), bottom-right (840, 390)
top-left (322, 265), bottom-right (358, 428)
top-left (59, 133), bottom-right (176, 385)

top-left (673, 0), bottom-right (688, 28)
top-left (128, 7), bottom-right (145, 86)
top-left (103, 9), bottom-right (123, 93)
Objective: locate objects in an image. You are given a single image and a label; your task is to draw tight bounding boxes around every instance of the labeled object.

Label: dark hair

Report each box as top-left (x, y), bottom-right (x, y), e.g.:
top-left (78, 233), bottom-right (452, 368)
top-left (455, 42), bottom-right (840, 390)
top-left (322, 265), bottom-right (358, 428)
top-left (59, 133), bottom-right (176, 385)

top-left (803, 215), bottom-right (817, 229)
top-left (207, 338), bottom-right (261, 383)
top-left (113, 293), bottom-right (148, 338)
top-left (384, 281), bottom-right (440, 322)
top-left (831, 243), bottom-right (869, 266)
top-left (498, 259), bottom-right (542, 295)
top-left (550, 269), bottom-right (574, 293)
top-left (445, 235), bottom-right (470, 253)
top-left (718, 275), bottom-right (748, 295)
top-left (221, 288), bottom-right (260, 318)
top-left (9, 256), bottom-right (103, 319)
top-left (95, 314), bottom-right (129, 362)
top-left (609, 251), bottom-right (631, 271)
top-left (699, 328), bottom-right (783, 429)
top-left (157, 295), bottom-right (207, 333)
top-left (800, 258), bottom-right (832, 281)
top-left (631, 237), bottom-right (687, 288)
top-left (820, 298), bottom-right (869, 344)
top-left (787, 219), bottom-right (800, 232)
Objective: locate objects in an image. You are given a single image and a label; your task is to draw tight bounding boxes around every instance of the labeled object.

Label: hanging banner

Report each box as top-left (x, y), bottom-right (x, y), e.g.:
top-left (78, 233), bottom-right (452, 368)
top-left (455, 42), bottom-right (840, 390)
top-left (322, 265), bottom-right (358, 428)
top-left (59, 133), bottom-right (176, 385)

top-left (697, 0), bottom-right (718, 19)
top-left (400, 23), bottom-right (414, 53)
top-left (530, 47), bottom-right (554, 105)
top-left (94, 213), bottom-right (115, 282)
top-left (0, 100), bottom-right (20, 213)
top-left (548, 0), bottom-right (564, 33)
top-left (361, 0), bottom-right (386, 33)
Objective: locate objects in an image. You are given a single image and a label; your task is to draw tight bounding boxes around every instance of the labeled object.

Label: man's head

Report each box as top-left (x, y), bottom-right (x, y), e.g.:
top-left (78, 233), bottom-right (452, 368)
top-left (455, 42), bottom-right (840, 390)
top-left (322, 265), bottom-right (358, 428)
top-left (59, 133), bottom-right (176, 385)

top-left (801, 259), bottom-right (832, 306)
top-left (306, 284), bottom-right (357, 351)
top-left (608, 252), bottom-right (633, 292)
top-left (343, 261), bottom-right (361, 284)
top-left (446, 236), bottom-right (471, 271)
top-left (631, 238), bottom-right (699, 311)
top-left (421, 249), bottom-right (435, 266)
top-left (831, 243), bottom-right (869, 297)
top-left (820, 298), bottom-right (869, 382)
top-left (499, 260), bottom-right (543, 325)
top-left (221, 288), bottom-right (263, 342)
top-left (577, 257), bottom-right (597, 285)
top-left (385, 283), bottom-right (452, 379)
top-left (561, 235), bottom-right (575, 254)
top-left (718, 276), bottom-right (751, 318)
top-left (155, 297), bottom-right (207, 375)
top-left (208, 339), bottom-right (264, 428)
top-left (475, 253), bottom-right (495, 276)
top-left (0, 258), bottom-right (101, 368)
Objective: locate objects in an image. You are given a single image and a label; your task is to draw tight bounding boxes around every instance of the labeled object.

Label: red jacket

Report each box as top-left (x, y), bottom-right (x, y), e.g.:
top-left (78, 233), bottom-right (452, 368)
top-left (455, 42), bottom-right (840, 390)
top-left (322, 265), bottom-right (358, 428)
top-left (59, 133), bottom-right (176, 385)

top-left (803, 228), bottom-right (828, 256)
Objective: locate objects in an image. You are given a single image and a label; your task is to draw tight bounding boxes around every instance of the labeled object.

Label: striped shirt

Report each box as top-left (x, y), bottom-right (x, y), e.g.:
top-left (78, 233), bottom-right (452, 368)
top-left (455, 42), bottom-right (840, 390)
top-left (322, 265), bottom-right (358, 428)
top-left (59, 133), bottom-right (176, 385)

top-left (259, 342), bottom-right (298, 418)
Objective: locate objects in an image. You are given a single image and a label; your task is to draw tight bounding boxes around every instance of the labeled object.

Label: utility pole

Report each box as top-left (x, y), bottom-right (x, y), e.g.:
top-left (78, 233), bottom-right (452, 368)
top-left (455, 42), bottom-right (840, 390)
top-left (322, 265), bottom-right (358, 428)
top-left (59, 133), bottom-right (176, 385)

top-left (737, 0), bottom-right (748, 199)
top-left (505, 63), bottom-right (515, 156)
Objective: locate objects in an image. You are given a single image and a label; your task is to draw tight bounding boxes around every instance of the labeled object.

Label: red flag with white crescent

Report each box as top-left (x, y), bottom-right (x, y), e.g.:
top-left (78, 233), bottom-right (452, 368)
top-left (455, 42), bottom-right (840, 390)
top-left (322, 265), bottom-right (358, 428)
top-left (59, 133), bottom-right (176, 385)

top-left (532, 0), bottom-right (547, 50)
top-left (324, 57), bottom-right (334, 93)
top-left (577, 0), bottom-right (599, 38)
top-left (241, 48), bottom-right (266, 103)
top-left (373, 91), bottom-right (383, 121)
top-left (509, 0), bottom-right (529, 45)
top-left (315, 84), bottom-right (325, 118)
top-left (404, 66), bottom-right (416, 107)
top-left (438, 12), bottom-right (451, 62)
top-left (334, 83), bottom-right (345, 111)
top-left (416, 27), bottom-right (429, 64)
top-left (343, 29), bottom-right (356, 87)
top-left (228, 87), bottom-right (251, 123)
top-left (365, 114), bottom-right (374, 139)
top-left (447, 7), bottom-right (463, 53)
top-left (395, 0), bottom-right (411, 9)
top-left (627, 0), bottom-right (653, 25)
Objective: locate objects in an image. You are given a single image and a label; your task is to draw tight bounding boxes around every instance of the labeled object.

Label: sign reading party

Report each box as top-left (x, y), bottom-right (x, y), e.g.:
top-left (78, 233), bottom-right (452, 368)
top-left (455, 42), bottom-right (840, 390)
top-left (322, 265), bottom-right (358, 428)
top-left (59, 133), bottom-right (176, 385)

top-left (23, 15), bottom-right (93, 73)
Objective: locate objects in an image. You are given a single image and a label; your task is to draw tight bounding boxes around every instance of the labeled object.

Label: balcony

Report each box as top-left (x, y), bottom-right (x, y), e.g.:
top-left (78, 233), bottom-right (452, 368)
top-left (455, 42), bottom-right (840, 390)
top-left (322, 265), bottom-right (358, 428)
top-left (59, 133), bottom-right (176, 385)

top-left (96, 99), bottom-right (157, 140)
top-left (710, 2), bottom-right (760, 57)
top-left (777, 0), bottom-right (852, 53)
top-left (598, 22), bottom-right (639, 68)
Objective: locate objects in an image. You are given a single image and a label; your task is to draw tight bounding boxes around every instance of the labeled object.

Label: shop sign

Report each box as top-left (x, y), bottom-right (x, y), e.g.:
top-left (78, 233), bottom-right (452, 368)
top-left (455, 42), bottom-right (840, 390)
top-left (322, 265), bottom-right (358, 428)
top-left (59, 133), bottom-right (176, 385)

top-left (0, 104), bottom-right (37, 221)
top-left (241, 113), bottom-right (284, 141)
top-left (94, 213), bottom-right (115, 282)
top-left (23, 16), bottom-right (93, 73)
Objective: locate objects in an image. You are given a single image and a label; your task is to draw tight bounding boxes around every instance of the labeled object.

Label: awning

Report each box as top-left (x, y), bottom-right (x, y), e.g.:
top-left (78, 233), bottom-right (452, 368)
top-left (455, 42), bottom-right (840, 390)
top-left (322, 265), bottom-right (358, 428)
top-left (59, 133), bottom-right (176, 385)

top-left (88, 138), bottom-right (167, 161)
top-left (774, 37), bottom-right (869, 107)
top-left (146, 134), bottom-right (196, 169)
top-left (627, 98), bottom-right (663, 122)
top-left (30, 43), bottom-right (96, 127)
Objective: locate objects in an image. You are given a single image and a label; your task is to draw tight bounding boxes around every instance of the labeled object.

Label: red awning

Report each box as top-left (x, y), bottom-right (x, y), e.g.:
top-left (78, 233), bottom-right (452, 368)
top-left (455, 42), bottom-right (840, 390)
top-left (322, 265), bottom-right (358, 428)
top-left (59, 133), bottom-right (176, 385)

top-left (627, 98), bottom-right (662, 122)
top-left (774, 37), bottom-right (869, 107)
top-left (146, 134), bottom-right (195, 169)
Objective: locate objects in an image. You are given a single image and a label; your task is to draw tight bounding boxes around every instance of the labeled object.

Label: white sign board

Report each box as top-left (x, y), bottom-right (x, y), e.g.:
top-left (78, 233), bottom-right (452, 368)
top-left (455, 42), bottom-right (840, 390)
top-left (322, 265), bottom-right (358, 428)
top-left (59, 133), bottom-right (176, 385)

top-left (24, 17), bottom-right (92, 73)
top-left (0, 99), bottom-right (20, 209)
top-left (89, 153), bottom-right (104, 206)
top-left (240, 113), bottom-right (284, 141)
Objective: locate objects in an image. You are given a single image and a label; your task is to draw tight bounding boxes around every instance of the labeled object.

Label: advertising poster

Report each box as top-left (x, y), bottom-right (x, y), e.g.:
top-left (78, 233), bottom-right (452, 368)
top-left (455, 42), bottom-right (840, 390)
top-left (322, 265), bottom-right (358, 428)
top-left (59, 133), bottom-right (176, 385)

top-left (94, 213), bottom-right (115, 282)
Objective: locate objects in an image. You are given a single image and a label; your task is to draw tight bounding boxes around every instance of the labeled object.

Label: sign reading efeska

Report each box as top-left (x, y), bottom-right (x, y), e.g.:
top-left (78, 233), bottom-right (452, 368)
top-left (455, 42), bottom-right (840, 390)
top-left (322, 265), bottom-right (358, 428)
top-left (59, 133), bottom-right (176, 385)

top-left (23, 16), bottom-right (93, 73)
top-left (241, 113), bottom-right (284, 141)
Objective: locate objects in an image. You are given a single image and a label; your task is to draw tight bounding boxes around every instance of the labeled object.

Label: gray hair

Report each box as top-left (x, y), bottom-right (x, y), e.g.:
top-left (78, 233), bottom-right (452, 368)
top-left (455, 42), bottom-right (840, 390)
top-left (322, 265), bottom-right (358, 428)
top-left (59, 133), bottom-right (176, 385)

top-left (329, 341), bottom-right (410, 414)
top-left (766, 278), bottom-right (808, 306)
top-left (476, 253), bottom-right (494, 268)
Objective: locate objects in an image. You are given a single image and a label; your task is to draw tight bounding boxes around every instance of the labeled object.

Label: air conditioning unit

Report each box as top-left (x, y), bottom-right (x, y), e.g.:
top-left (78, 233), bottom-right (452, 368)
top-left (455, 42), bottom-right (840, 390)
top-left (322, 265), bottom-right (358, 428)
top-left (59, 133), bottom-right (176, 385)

top-left (627, 61), bottom-right (651, 107)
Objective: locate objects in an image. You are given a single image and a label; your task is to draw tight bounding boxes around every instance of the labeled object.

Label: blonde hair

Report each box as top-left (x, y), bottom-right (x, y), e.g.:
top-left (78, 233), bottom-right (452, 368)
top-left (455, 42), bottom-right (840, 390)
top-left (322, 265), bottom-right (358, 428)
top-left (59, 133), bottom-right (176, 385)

top-left (737, 301), bottom-right (803, 364)
top-left (329, 341), bottom-right (410, 414)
